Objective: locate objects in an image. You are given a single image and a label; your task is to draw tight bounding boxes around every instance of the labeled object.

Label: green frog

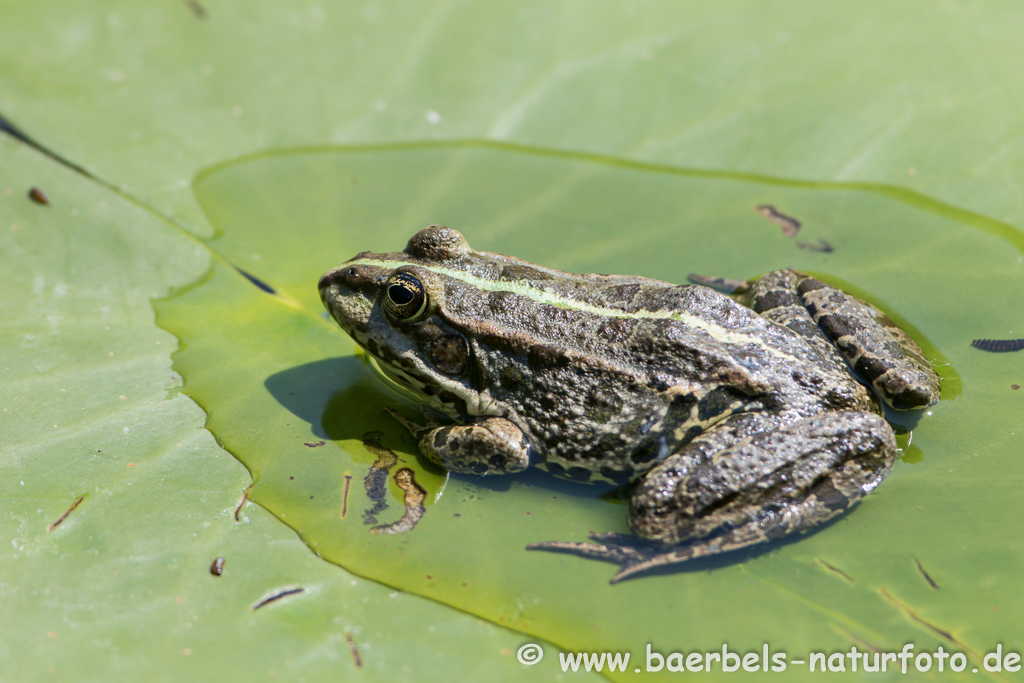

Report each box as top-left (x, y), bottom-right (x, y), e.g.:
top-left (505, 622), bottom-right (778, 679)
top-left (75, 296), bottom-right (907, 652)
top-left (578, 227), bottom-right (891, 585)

top-left (319, 226), bottom-right (941, 582)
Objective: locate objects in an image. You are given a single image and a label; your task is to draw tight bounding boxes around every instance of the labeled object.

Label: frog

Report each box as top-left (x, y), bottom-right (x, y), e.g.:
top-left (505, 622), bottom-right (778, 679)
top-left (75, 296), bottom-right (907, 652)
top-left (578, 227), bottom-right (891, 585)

top-left (318, 225), bottom-right (941, 582)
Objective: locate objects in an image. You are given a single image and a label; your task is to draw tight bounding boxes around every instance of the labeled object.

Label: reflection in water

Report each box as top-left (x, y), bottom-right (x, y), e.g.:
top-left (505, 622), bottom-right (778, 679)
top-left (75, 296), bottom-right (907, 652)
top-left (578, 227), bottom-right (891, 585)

top-left (370, 468), bottom-right (427, 535)
top-left (360, 435), bottom-right (397, 524)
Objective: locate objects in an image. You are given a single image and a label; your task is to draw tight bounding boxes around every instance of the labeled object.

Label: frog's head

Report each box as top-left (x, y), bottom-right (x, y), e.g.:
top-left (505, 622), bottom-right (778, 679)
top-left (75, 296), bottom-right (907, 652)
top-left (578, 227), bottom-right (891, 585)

top-left (318, 226), bottom-right (493, 418)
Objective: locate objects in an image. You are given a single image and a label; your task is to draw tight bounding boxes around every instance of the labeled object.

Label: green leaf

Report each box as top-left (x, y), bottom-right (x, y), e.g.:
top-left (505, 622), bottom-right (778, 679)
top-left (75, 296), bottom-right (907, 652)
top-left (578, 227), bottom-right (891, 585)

top-left (2, 1), bottom-right (1024, 680)
top-left (162, 141), bottom-right (1017, 681)
top-left (0, 136), bottom-right (567, 680)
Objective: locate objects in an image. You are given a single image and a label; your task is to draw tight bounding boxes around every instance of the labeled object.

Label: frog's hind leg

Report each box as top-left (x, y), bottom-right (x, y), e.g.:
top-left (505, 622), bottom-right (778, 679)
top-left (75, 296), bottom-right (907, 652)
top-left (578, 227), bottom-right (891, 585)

top-left (570, 488), bottom-right (847, 583)
top-left (747, 269), bottom-right (940, 410)
top-left (528, 410), bottom-right (896, 583)
top-left (606, 456), bottom-right (879, 583)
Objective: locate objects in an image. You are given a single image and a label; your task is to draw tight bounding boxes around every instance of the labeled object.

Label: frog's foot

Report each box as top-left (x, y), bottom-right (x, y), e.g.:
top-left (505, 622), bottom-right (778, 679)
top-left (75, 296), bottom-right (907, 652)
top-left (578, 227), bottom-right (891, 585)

top-left (745, 270), bottom-right (941, 410)
top-left (528, 529), bottom-right (781, 583)
top-left (529, 524), bottom-right (791, 583)
top-left (384, 406), bottom-right (531, 475)
top-left (526, 536), bottom-right (652, 570)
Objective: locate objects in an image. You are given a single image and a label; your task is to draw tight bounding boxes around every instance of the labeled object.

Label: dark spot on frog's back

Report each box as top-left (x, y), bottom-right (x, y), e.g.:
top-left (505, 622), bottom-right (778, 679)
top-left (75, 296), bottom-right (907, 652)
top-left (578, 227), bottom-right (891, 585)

top-left (499, 364), bottom-right (525, 389)
top-left (500, 264), bottom-right (553, 281)
top-left (877, 381), bottom-right (934, 412)
top-left (697, 386), bottom-right (738, 421)
top-left (795, 276), bottom-right (828, 295)
top-left (815, 313), bottom-right (858, 340)
top-left (853, 354), bottom-right (896, 387)
top-left (665, 391), bottom-right (698, 422)
top-left (682, 425), bottom-right (703, 444)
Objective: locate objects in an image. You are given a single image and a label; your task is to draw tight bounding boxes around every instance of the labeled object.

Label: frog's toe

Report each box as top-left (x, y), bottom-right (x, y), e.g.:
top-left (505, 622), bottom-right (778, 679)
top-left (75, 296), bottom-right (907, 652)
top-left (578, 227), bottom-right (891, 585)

top-left (525, 539), bottom-right (648, 567)
top-left (605, 524), bottom-right (772, 582)
top-left (527, 537), bottom-right (693, 583)
top-left (383, 406), bottom-right (423, 434)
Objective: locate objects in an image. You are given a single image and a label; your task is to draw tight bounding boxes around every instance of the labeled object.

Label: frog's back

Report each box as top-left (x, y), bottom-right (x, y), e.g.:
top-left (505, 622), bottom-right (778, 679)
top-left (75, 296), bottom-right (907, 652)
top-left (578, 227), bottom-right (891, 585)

top-left (443, 264), bottom-right (853, 393)
top-left (439, 268), bottom-right (871, 483)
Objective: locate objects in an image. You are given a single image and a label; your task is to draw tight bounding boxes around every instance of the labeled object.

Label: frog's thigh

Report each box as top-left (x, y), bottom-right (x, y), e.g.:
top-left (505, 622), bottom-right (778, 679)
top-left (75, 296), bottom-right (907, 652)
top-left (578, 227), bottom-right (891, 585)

top-left (418, 417), bottom-right (531, 475)
top-left (628, 410), bottom-right (897, 548)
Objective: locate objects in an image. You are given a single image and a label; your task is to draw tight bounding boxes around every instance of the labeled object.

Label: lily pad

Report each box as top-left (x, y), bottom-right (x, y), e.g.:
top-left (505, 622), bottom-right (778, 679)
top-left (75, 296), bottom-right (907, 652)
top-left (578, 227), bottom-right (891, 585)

top-left (3, 0), bottom-right (1024, 679)
top-left (155, 141), bottom-right (1019, 680)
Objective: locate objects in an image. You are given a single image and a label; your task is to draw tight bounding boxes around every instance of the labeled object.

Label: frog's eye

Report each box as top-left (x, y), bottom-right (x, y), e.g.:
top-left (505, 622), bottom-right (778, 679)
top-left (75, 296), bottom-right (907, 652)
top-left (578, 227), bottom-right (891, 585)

top-left (384, 272), bottom-right (428, 321)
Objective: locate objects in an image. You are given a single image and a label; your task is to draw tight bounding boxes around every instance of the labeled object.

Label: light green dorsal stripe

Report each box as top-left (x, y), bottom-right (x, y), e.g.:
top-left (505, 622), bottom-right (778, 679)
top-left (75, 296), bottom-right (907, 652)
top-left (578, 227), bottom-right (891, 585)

top-left (351, 258), bottom-right (796, 358)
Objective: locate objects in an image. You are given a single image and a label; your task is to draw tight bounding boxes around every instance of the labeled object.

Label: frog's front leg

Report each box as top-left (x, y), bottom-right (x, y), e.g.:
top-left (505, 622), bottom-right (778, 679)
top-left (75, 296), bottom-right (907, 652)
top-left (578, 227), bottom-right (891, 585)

top-left (385, 407), bottom-right (530, 475)
top-left (746, 269), bottom-right (941, 410)
top-left (528, 410), bottom-right (896, 583)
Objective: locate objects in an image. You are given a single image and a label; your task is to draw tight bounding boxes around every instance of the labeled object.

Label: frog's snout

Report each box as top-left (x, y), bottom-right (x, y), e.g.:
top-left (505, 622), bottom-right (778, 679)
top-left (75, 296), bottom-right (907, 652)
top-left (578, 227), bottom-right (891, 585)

top-left (317, 266), bottom-right (344, 296)
top-left (319, 263), bottom-right (376, 300)
top-left (318, 263), bottom-right (381, 334)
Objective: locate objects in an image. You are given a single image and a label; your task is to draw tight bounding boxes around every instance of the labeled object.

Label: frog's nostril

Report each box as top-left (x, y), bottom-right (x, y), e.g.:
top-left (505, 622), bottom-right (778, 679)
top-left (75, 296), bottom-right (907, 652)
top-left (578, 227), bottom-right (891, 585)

top-left (319, 266), bottom-right (358, 290)
top-left (317, 269), bottom-right (337, 292)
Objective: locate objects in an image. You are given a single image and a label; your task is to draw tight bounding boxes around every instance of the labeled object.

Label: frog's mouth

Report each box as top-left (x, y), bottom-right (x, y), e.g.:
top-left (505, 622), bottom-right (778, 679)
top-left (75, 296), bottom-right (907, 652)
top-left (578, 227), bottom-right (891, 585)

top-left (320, 287), bottom-right (435, 403)
top-left (362, 352), bottom-right (462, 420)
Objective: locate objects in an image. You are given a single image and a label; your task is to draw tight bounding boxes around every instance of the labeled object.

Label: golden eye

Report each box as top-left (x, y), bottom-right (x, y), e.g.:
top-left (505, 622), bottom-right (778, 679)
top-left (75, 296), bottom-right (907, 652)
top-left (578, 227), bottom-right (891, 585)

top-left (384, 272), bottom-right (428, 321)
